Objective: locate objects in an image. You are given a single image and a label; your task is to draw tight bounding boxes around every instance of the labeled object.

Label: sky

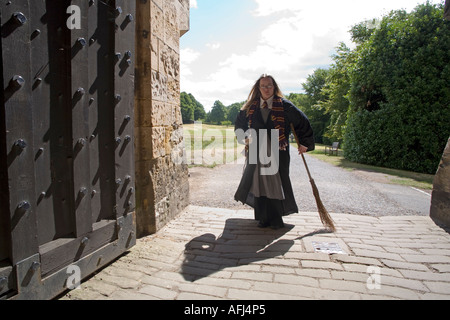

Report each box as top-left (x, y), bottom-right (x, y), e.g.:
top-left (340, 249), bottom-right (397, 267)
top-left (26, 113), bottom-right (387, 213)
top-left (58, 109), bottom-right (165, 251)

top-left (180, 0), bottom-right (444, 111)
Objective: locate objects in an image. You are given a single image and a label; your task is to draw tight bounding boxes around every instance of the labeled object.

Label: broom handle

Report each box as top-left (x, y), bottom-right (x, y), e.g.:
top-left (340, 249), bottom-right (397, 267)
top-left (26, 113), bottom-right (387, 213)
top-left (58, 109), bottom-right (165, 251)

top-left (290, 123), bottom-right (313, 181)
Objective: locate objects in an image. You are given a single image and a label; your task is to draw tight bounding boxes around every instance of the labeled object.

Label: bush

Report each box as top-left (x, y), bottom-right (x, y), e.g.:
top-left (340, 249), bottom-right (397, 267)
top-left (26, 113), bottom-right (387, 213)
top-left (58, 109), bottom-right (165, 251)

top-left (345, 2), bottom-right (450, 174)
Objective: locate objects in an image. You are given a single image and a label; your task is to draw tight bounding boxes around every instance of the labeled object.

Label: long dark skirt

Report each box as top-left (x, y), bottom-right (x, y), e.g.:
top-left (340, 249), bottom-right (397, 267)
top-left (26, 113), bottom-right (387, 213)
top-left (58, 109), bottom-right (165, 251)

top-left (254, 196), bottom-right (285, 228)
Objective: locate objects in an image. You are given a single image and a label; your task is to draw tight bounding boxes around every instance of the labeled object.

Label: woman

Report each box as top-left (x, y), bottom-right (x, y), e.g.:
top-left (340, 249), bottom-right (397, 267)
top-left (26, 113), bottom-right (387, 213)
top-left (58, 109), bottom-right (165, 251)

top-left (234, 74), bottom-right (315, 229)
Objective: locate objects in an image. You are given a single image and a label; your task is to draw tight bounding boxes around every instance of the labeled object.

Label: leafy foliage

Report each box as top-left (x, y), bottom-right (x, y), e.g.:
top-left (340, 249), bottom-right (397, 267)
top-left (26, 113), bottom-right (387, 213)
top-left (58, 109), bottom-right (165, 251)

top-left (317, 43), bottom-right (355, 144)
top-left (180, 93), bottom-right (244, 125)
top-left (180, 92), bottom-right (206, 123)
top-left (289, 72), bottom-right (331, 145)
top-left (209, 100), bottom-right (227, 125)
top-left (345, 2), bottom-right (450, 173)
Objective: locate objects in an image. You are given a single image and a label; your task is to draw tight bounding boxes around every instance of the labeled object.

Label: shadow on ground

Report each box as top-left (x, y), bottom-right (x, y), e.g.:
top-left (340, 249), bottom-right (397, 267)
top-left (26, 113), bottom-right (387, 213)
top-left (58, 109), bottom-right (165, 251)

top-left (181, 218), bottom-right (295, 281)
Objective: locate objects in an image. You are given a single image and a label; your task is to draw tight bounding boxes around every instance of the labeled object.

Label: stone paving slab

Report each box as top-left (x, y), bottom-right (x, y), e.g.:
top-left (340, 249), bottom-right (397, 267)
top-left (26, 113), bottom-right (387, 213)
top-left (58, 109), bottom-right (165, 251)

top-left (60, 206), bottom-right (450, 300)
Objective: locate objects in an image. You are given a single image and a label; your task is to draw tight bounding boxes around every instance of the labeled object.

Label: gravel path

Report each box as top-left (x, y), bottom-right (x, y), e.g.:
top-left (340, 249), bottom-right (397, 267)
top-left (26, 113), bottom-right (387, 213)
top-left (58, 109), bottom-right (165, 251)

top-left (188, 149), bottom-right (432, 217)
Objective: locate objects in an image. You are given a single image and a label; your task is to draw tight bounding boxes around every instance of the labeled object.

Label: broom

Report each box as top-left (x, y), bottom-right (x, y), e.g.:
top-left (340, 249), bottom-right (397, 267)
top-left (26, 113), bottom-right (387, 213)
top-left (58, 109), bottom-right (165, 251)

top-left (290, 123), bottom-right (336, 232)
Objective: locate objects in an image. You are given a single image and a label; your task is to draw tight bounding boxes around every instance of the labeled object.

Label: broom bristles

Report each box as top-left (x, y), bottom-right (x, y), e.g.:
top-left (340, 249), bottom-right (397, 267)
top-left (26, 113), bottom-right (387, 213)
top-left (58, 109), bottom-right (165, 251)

top-left (289, 123), bottom-right (336, 232)
top-left (310, 178), bottom-right (336, 232)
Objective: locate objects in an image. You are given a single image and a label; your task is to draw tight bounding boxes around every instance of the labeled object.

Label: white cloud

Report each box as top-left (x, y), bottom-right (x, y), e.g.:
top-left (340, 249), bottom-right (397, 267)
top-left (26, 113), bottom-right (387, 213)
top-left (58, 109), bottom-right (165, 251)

top-left (190, 0), bottom-right (198, 9)
top-left (252, 0), bottom-right (301, 16)
top-left (180, 47), bottom-right (200, 78)
top-left (190, 3), bottom-right (339, 106)
top-left (181, 47), bottom-right (200, 64)
top-left (252, 0), bottom-right (434, 18)
top-left (206, 42), bottom-right (221, 50)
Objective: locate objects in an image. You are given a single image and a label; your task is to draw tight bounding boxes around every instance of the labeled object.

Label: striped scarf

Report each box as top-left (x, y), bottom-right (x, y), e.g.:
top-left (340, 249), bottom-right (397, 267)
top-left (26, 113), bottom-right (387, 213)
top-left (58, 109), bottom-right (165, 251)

top-left (248, 96), bottom-right (288, 151)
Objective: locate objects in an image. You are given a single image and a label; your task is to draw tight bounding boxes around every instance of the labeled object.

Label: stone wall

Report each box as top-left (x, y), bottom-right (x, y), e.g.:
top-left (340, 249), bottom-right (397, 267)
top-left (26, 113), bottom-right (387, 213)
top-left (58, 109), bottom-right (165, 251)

top-left (445, 0), bottom-right (449, 20)
top-left (430, 137), bottom-right (450, 227)
top-left (135, 0), bottom-right (190, 237)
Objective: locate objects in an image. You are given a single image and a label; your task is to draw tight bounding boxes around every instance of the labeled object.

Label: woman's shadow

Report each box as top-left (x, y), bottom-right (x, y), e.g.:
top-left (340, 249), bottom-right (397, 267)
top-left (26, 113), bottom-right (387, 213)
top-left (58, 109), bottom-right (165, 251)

top-left (181, 218), bottom-right (295, 281)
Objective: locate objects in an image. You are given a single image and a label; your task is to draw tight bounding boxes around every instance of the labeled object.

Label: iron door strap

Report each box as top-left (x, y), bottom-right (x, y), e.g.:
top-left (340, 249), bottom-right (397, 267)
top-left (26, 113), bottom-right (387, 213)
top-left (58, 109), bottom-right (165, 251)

top-left (1, 0), bottom-right (39, 267)
top-left (114, 0), bottom-right (136, 217)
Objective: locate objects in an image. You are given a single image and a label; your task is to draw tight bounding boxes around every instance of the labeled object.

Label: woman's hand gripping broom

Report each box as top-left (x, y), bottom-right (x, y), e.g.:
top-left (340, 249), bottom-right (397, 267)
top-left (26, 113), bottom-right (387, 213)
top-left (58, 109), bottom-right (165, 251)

top-left (290, 123), bottom-right (336, 232)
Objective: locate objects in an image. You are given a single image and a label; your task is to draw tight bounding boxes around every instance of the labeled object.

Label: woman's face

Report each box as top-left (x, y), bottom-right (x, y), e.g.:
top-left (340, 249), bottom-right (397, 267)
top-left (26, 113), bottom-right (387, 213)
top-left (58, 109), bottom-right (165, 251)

top-left (259, 77), bottom-right (275, 100)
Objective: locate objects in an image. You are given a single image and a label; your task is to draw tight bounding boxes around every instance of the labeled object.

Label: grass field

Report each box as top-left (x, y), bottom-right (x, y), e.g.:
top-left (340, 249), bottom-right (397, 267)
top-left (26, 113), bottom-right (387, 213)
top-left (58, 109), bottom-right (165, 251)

top-left (182, 123), bottom-right (245, 167)
top-left (306, 144), bottom-right (435, 190)
top-left (182, 124), bottom-right (435, 190)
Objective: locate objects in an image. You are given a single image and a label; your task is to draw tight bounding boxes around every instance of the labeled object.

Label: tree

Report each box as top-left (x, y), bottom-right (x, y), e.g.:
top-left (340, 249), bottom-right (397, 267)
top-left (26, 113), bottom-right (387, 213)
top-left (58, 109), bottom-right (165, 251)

top-left (345, 2), bottom-right (450, 174)
top-left (226, 102), bottom-right (244, 125)
top-left (302, 68), bottom-right (330, 102)
top-left (299, 69), bottom-right (331, 144)
top-left (180, 92), bottom-right (195, 123)
top-left (180, 92), bottom-right (206, 123)
top-left (318, 42), bottom-right (354, 143)
top-left (191, 94), bottom-right (206, 121)
top-left (349, 18), bottom-right (382, 45)
top-left (209, 100), bottom-right (227, 125)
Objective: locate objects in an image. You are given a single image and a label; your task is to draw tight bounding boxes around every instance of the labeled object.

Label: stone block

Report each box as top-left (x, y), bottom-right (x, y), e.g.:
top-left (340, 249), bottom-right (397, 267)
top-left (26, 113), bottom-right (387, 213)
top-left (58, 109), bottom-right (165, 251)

top-left (179, 1), bottom-right (190, 36)
top-left (151, 127), bottom-right (167, 158)
top-left (152, 0), bottom-right (163, 12)
top-left (136, 101), bottom-right (183, 129)
top-left (167, 76), bottom-right (180, 105)
top-left (151, 36), bottom-right (159, 72)
top-left (136, 0), bottom-right (151, 47)
top-left (135, 126), bottom-right (163, 160)
top-left (154, 180), bottom-right (189, 230)
top-left (163, 0), bottom-right (180, 52)
top-left (150, 101), bottom-right (170, 127)
top-left (135, 154), bottom-right (189, 237)
top-left (151, 70), bottom-right (168, 102)
top-left (134, 54), bottom-right (152, 101)
top-left (430, 137), bottom-right (450, 226)
top-left (151, 0), bottom-right (164, 40)
top-left (160, 43), bottom-right (180, 79)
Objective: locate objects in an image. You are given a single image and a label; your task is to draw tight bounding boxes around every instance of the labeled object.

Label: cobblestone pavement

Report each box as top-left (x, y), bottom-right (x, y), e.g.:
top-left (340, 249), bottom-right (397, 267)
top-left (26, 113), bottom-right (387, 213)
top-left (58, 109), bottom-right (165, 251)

top-left (61, 205), bottom-right (450, 300)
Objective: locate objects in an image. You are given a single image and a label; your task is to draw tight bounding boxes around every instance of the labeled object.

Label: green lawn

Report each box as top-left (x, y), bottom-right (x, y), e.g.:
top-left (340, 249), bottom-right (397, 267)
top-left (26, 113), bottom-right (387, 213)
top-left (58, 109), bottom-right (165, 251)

top-left (305, 144), bottom-right (435, 190)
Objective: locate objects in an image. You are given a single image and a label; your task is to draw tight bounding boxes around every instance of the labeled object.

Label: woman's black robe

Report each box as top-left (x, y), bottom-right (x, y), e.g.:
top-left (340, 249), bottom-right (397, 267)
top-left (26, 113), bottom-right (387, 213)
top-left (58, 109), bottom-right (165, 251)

top-left (234, 98), bottom-right (315, 216)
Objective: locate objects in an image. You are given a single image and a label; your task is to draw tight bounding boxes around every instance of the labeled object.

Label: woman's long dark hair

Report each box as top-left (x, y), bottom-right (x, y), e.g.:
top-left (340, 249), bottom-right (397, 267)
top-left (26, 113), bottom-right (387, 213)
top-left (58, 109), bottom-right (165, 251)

top-left (242, 74), bottom-right (284, 115)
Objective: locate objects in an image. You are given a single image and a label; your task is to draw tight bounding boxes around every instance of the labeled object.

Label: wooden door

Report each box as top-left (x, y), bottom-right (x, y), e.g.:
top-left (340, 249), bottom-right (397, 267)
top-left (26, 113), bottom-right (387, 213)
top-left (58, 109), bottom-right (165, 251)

top-left (0, 0), bottom-right (136, 300)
